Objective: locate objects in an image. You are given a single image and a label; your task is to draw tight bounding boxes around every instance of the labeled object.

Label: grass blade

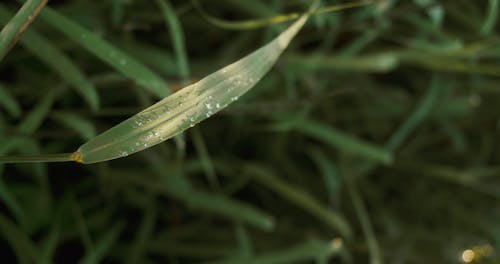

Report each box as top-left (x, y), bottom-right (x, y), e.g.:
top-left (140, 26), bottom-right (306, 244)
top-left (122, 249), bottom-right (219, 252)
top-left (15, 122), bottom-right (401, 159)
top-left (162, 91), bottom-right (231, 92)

top-left (246, 165), bottom-right (352, 239)
top-left (284, 52), bottom-right (398, 73)
top-left (207, 239), bottom-right (342, 264)
top-left (156, 0), bottom-right (190, 79)
top-left (146, 154), bottom-right (275, 231)
top-left (39, 7), bottom-right (170, 98)
top-left (52, 112), bottom-right (97, 141)
top-left (17, 87), bottom-right (57, 134)
top-left (0, 82), bottom-right (22, 118)
top-left (76, 14), bottom-right (310, 163)
top-left (0, 0), bottom-right (47, 60)
top-left (343, 166), bottom-right (381, 264)
top-left (308, 147), bottom-right (342, 205)
top-left (0, 213), bottom-right (40, 263)
top-left (126, 204), bottom-right (156, 264)
top-left (481, 0), bottom-right (499, 36)
top-left (385, 76), bottom-right (442, 152)
top-left (294, 120), bottom-right (393, 165)
top-left (191, 128), bottom-right (219, 189)
top-left (0, 6), bottom-right (99, 111)
top-left (193, 0), bottom-right (372, 30)
top-left (79, 222), bottom-right (124, 264)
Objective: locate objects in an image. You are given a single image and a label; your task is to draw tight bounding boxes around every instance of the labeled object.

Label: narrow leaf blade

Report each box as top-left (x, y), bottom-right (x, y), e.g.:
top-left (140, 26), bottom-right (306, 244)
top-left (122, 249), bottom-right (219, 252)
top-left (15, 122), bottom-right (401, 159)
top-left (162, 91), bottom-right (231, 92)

top-left (39, 7), bottom-right (170, 98)
top-left (0, 0), bottom-right (47, 60)
top-left (0, 83), bottom-right (22, 118)
top-left (77, 16), bottom-right (309, 163)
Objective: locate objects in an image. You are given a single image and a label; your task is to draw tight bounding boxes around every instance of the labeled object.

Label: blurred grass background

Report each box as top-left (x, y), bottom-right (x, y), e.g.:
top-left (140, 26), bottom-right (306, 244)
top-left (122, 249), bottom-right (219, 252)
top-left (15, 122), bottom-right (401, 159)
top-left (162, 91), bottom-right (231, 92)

top-left (0, 0), bottom-right (500, 263)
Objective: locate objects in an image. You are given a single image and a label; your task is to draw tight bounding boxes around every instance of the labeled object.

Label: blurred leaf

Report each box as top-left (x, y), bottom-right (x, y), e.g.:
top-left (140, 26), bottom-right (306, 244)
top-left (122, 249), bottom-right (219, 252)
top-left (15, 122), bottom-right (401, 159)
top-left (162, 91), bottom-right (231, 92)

top-left (0, 213), bottom-right (40, 263)
top-left (206, 239), bottom-right (342, 264)
top-left (39, 224), bottom-right (60, 264)
top-left (156, 0), bottom-right (190, 78)
top-left (385, 76), bottom-right (443, 151)
top-left (293, 120), bottom-right (393, 165)
top-left (79, 222), bottom-right (124, 264)
top-left (52, 112), bottom-right (97, 141)
top-left (0, 0), bottom-right (47, 60)
top-left (17, 87), bottom-right (57, 134)
top-left (0, 6), bottom-right (99, 111)
top-left (246, 165), bottom-right (352, 239)
top-left (481, 0), bottom-right (499, 36)
top-left (285, 52), bottom-right (398, 73)
top-left (126, 203), bottom-right (156, 264)
top-left (192, 0), bottom-right (371, 30)
top-left (0, 82), bottom-right (22, 118)
top-left (308, 147), bottom-right (342, 205)
top-left (39, 7), bottom-right (170, 98)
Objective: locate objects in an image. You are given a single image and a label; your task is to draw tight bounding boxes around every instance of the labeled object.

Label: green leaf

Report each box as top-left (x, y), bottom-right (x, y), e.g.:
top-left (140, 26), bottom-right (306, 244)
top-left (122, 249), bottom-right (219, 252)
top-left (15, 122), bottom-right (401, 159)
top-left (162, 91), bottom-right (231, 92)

top-left (17, 87), bottom-right (57, 134)
top-left (0, 213), bottom-right (40, 263)
top-left (0, 82), bottom-right (22, 118)
top-left (0, 0), bottom-right (47, 61)
top-left (126, 204), bottom-right (156, 264)
top-left (385, 76), bottom-right (442, 152)
top-left (246, 165), bottom-right (351, 239)
top-left (207, 239), bottom-right (342, 264)
top-left (481, 0), bottom-right (498, 36)
top-left (294, 120), bottom-right (393, 165)
top-left (79, 223), bottom-right (124, 264)
top-left (39, 7), bottom-right (170, 98)
top-left (0, 6), bottom-right (99, 111)
top-left (156, 0), bottom-right (190, 78)
top-left (76, 15), bottom-right (310, 163)
top-left (52, 113), bottom-right (97, 141)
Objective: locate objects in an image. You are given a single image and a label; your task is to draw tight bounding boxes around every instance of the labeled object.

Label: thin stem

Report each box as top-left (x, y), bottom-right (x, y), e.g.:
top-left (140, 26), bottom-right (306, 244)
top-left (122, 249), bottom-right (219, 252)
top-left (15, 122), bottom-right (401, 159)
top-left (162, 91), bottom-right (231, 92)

top-left (0, 152), bottom-right (78, 163)
top-left (343, 165), bottom-right (382, 264)
top-left (192, 0), bottom-right (373, 30)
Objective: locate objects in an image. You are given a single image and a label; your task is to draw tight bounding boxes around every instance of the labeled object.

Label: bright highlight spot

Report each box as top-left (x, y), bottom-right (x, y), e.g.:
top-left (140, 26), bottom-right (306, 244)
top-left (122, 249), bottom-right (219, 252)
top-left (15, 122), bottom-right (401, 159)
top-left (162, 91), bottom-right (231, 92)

top-left (461, 249), bottom-right (475, 263)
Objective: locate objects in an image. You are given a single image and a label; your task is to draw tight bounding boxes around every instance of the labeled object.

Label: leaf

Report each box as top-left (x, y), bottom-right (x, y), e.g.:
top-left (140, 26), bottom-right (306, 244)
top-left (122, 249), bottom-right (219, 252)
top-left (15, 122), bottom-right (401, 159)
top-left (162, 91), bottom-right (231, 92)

top-left (0, 213), bottom-right (41, 263)
top-left (125, 204), bottom-right (156, 264)
top-left (0, 5), bottom-right (100, 111)
top-left (207, 239), bottom-right (342, 264)
top-left (0, 82), bottom-right (22, 118)
top-left (294, 120), bottom-right (393, 165)
top-left (192, 0), bottom-right (373, 30)
top-left (52, 113), bottom-right (97, 141)
top-left (0, 0), bottom-right (47, 61)
top-left (39, 7), bottom-right (170, 98)
top-left (17, 87), bottom-right (57, 134)
top-left (481, 0), bottom-right (498, 36)
top-left (75, 15), bottom-right (310, 164)
top-left (385, 76), bottom-right (442, 151)
top-left (284, 52), bottom-right (399, 73)
top-left (79, 223), bottom-right (124, 264)
top-left (155, 0), bottom-right (190, 78)
top-left (246, 164), bottom-right (351, 239)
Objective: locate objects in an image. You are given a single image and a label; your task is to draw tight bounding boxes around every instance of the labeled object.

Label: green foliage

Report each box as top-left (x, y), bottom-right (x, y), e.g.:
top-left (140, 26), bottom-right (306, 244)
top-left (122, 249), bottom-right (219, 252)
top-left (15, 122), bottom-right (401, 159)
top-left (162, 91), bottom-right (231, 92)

top-left (0, 0), bottom-right (499, 263)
